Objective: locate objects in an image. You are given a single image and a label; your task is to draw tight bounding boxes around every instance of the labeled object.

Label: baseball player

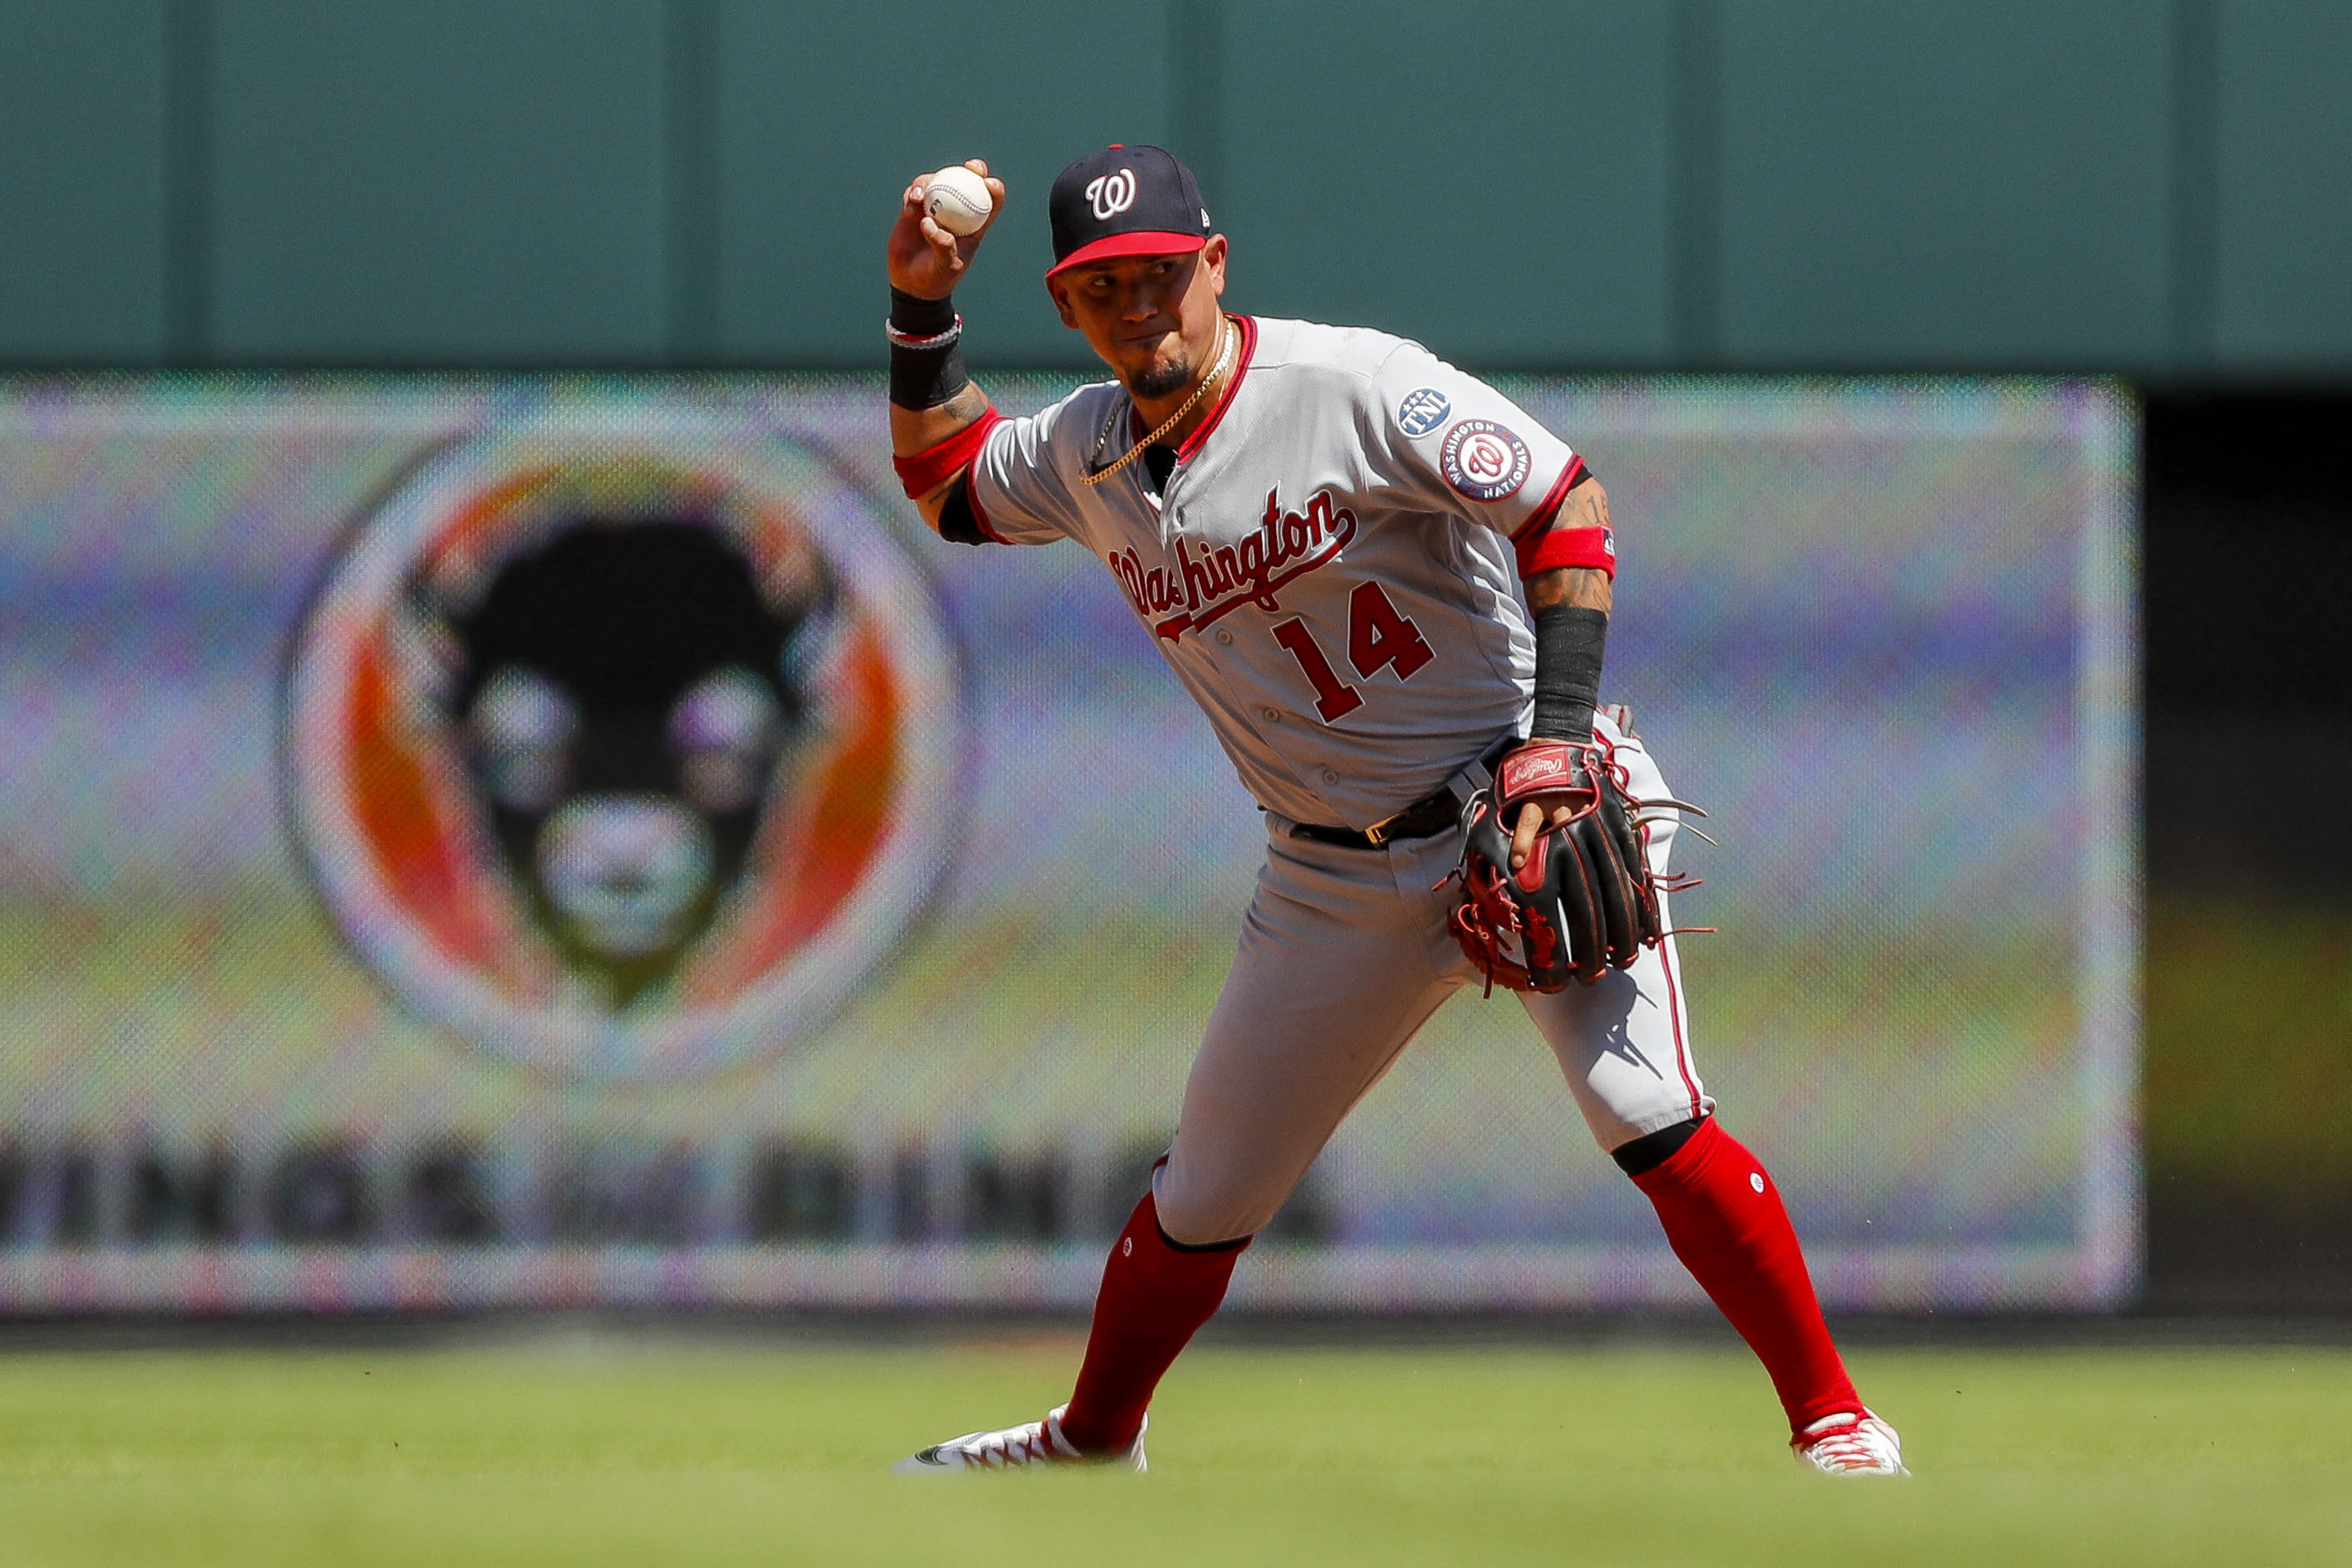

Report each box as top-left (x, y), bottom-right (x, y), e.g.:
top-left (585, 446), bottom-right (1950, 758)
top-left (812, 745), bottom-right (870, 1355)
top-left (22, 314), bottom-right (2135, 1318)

top-left (882, 147), bottom-right (1905, 1478)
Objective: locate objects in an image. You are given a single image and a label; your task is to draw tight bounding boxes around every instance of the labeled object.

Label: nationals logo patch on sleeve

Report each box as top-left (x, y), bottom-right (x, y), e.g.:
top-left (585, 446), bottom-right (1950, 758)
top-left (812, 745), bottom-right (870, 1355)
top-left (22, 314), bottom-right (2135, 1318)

top-left (1439, 419), bottom-right (1532, 501)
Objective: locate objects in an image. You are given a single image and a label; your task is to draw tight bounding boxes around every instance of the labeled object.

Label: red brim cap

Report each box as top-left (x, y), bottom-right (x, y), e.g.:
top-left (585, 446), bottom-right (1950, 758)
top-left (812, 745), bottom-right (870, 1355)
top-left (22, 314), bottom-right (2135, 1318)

top-left (1045, 230), bottom-right (1208, 281)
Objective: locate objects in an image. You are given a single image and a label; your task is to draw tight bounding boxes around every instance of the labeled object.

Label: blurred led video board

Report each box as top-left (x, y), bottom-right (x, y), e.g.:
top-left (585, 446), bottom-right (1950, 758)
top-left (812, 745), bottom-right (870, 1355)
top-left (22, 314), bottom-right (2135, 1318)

top-left (0, 374), bottom-right (2136, 1312)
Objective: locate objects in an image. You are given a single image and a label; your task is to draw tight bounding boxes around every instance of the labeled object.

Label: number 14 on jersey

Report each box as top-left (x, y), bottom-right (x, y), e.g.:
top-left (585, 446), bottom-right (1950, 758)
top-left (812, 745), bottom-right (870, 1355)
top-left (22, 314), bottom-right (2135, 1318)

top-left (1269, 583), bottom-right (1434, 722)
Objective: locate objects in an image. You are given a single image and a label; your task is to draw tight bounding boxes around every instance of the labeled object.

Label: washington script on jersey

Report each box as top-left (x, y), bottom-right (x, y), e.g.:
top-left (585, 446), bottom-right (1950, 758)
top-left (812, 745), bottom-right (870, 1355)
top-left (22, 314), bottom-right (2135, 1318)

top-left (1109, 487), bottom-right (1357, 642)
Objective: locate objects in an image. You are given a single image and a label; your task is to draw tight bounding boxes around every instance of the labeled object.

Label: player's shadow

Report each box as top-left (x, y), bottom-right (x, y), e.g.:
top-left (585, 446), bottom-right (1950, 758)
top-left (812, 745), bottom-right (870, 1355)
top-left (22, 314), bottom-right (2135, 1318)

top-left (1523, 968), bottom-right (1675, 1090)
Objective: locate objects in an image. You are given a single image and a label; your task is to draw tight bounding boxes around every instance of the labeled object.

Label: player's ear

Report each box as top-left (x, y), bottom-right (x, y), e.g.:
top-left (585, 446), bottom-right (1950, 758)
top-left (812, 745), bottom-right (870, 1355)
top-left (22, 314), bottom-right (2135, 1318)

top-left (1044, 276), bottom-right (1080, 329)
top-left (1202, 234), bottom-right (1228, 296)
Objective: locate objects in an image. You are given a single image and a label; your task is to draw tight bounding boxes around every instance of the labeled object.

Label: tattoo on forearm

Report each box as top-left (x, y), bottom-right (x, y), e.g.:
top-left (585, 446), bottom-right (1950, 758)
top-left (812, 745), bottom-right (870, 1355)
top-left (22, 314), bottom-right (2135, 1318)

top-left (1527, 481), bottom-right (1615, 612)
top-left (1569, 482), bottom-right (1611, 532)
top-left (1526, 568), bottom-right (1611, 613)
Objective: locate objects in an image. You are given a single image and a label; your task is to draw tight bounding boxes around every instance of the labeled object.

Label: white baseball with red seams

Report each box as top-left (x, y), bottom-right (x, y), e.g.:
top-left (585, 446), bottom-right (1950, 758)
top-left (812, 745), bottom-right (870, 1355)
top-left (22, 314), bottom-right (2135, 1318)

top-left (966, 315), bottom-right (1709, 1229)
top-left (921, 165), bottom-right (994, 236)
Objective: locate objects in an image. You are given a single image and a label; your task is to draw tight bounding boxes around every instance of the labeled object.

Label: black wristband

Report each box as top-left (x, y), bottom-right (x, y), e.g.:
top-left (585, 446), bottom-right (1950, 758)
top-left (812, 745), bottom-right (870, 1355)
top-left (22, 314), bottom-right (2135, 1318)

top-left (888, 287), bottom-right (955, 337)
top-left (888, 289), bottom-right (969, 410)
top-left (1530, 604), bottom-right (1608, 740)
top-left (891, 341), bottom-right (969, 410)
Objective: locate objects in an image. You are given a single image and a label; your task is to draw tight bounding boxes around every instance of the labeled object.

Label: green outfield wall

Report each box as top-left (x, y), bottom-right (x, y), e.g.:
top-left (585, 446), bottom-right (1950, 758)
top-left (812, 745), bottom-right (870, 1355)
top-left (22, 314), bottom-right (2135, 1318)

top-left (2, 0), bottom-right (2349, 376)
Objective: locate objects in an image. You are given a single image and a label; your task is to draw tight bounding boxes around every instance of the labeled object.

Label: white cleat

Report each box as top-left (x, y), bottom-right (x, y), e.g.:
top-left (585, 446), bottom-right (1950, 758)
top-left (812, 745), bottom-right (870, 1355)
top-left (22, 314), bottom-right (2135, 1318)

top-left (1792, 1409), bottom-right (1909, 1476)
top-left (891, 1404), bottom-right (1147, 1475)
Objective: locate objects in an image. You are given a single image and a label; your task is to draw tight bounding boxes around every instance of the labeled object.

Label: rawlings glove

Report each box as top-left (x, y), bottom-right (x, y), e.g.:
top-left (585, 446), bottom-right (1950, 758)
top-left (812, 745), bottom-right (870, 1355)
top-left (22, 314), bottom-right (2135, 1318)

top-left (1447, 735), bottom-right (1670, 991)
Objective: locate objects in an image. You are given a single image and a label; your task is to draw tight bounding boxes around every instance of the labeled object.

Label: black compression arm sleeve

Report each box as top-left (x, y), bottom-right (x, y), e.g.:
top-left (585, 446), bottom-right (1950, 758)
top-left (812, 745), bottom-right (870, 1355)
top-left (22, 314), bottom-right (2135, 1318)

top-left (888, 288), bottom-right (970, 410)
top-left (1530, 604), bottom-right (1608, 740)
top-left (936, 472), bottom-right (988, 546)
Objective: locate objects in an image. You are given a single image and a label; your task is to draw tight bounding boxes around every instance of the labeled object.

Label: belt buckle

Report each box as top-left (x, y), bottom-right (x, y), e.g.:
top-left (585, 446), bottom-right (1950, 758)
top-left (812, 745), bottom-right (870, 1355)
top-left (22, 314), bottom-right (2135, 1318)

top-left (1360, 809), bottom-right (1403, 848)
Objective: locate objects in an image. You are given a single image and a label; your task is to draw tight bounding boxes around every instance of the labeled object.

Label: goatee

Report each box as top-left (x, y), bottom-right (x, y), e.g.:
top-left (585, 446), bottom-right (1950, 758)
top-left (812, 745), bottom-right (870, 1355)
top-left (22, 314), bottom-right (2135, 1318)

top-left (1130, 354), bottom-right (1193, 400)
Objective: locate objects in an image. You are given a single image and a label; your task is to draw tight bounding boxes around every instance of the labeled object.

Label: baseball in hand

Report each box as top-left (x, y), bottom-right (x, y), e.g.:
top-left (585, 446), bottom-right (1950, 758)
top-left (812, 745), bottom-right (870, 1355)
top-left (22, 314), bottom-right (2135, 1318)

top-left (922, 165), bottom-right (994, 236)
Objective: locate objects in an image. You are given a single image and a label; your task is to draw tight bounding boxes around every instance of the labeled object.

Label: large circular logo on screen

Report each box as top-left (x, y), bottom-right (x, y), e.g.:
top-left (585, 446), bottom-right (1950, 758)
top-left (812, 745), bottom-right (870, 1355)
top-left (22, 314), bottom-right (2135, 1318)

top-left (282, 412), bottom-right (958, 1081)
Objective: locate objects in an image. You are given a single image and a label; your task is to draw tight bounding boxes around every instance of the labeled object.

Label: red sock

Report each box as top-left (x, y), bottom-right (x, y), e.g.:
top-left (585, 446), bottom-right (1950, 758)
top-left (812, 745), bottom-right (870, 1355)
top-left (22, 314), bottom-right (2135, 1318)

top-left (1057, 1193), bottom-right (1248, 1454)
top-left (1631, 1118), bottom-right (1861, 1433)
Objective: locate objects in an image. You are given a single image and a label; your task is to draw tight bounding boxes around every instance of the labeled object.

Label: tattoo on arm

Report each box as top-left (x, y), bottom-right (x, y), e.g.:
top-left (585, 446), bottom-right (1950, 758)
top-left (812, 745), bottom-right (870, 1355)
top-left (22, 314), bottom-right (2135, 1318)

top-left (1526, 567), bottom-right (1611, 613)
top-left (889, 378), bottom-right (997, 514)
top-left (1523, 481), bottom-right (1618, 616)
top-left (936, 383), bottom-right (990, 425)
top-left (1523, 479), bottom-right (1614, 613)
top-left (1566, 476), bottom-right (1611, 534)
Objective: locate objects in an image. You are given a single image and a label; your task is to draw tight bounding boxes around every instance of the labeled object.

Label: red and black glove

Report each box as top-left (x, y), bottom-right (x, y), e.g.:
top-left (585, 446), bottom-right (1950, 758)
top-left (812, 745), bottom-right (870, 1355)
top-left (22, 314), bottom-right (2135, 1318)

top-left (1448, 735), bottom-right (1665, 991)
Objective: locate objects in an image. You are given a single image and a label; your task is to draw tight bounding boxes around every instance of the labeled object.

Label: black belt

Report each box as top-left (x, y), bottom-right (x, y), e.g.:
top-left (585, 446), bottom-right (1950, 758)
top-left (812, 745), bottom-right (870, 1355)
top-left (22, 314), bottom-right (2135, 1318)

top-left (1290, 784), bottom-right (1462, 849)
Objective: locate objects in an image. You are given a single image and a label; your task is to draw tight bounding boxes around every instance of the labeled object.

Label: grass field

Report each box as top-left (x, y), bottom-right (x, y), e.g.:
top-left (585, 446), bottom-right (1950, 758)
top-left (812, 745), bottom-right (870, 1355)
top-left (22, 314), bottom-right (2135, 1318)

top-left (1, 1335), bottom-right (2346, 1567)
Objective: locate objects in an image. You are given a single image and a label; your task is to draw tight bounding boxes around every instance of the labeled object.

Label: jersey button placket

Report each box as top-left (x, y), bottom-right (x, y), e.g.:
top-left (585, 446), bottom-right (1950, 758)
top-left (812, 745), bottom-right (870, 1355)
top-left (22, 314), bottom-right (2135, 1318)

top-left (1262, 706), bottom-right (1282, 723)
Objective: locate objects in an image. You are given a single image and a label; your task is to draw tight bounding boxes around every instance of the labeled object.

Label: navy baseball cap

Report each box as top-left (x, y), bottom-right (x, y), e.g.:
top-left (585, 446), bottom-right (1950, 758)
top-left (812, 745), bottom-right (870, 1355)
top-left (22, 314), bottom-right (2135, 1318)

top-left (1046, 144), bottom-right (1213, 280)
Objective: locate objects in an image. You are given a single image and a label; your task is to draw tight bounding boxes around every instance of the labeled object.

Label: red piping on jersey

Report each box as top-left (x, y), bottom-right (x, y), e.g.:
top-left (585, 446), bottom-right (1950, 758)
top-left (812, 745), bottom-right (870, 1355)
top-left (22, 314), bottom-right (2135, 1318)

top-left (1662, 941), bottom-right (1702, 1119)
top-left (1509, 455), bottom-right (1587, 543)
top-left (1645, 816), bottom-right (1704, 1119)
top-left (1174, 315), bottom-right (1256, 462)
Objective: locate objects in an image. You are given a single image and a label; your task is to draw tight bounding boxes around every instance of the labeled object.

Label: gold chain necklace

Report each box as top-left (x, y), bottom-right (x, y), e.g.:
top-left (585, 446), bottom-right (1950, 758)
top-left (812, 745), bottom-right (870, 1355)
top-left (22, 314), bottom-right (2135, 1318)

top-left (1080, 317), bottom-right (1238, 486)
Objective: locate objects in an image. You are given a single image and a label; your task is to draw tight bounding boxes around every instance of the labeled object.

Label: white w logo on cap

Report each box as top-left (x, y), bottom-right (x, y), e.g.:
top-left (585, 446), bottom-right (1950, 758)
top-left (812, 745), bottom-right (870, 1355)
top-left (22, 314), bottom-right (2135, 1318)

top-left (1085, 169), bottom-right (1137, 221)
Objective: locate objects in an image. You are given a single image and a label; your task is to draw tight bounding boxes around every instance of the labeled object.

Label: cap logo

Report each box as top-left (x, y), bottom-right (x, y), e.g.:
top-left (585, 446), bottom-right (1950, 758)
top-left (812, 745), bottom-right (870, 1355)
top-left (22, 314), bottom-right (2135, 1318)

top-left (1086, 169), bottom-right (1138, 220)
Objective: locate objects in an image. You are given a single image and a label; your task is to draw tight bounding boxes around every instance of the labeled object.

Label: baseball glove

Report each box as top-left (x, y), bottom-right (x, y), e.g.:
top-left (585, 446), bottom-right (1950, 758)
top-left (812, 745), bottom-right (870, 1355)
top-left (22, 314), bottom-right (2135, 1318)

top-left (1446, 735), bottom-right (1673, 992)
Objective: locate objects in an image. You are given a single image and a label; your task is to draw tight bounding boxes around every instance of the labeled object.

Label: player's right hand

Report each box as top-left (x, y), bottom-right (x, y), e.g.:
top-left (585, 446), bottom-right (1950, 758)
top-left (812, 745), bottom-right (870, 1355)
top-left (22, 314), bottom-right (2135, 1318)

top-left (887, 160), bottom-right (1006, 300)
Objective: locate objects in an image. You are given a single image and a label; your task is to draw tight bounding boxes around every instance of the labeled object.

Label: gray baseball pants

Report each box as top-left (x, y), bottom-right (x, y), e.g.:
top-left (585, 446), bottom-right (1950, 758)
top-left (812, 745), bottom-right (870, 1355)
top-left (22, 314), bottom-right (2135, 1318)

top-left (1153, 716), bottom-right (1711, 1247)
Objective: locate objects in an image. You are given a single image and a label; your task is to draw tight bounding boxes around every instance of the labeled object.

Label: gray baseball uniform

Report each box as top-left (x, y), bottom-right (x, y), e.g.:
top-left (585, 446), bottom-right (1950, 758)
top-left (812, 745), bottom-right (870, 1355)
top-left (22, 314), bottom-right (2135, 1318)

top-left (970, 315), bottom-right (1708, 1245)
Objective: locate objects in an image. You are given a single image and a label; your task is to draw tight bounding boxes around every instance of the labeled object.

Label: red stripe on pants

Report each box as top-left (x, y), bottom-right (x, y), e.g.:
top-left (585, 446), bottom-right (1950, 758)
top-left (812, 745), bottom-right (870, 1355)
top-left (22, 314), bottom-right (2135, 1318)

top-left (1631, 1118), bottom-right (1861, 1433)
top-left (1057, 1193), bottom-right (1247, 1455)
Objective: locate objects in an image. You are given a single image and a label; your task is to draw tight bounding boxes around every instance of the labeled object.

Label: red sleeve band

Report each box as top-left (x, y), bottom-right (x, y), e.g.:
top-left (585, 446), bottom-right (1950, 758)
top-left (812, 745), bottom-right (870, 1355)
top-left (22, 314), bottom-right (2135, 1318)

top-left (1517, 524), bottom-right (1617, 581)
top-left (892, 408), bottom-right (1004, 499)
top-left (1509, 457), bottom-right (1608, 579)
